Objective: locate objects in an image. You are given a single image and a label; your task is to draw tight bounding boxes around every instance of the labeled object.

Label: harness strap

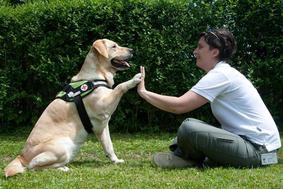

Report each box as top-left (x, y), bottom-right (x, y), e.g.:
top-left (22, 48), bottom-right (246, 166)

top-left (56, 79), bottom-right (111, 134)
top-left (74, 95), bottom-right (93, 134)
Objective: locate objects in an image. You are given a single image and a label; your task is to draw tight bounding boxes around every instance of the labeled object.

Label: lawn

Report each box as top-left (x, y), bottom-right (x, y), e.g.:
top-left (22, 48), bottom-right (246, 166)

top-left (0, 128), bottom-right (282, 189)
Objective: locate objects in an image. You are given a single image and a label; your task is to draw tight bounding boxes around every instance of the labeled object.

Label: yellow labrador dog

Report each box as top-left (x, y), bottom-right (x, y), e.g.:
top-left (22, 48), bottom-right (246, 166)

top-left (4, 39), bottom-right (141, 177)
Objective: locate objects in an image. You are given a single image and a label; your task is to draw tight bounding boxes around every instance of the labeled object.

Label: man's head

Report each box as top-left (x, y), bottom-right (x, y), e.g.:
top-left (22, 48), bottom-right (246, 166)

top-left (199, 28), bottom-right (237, 61)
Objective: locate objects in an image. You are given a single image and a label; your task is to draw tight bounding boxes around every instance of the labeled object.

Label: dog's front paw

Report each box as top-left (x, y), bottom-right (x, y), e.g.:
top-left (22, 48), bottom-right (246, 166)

top-left (113, 159), bottom-right (125, 164)
top-left (132, 73), bottom-right (142, 85)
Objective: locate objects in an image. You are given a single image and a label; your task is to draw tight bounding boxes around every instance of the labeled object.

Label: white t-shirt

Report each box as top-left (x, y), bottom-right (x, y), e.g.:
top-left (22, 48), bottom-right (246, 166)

top-left (191, 61), bottom-right (281, 152)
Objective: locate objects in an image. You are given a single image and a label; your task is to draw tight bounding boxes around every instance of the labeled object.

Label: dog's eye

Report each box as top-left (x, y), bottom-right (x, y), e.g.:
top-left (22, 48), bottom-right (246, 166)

top-left (112, 44), bottom-right (117, 48)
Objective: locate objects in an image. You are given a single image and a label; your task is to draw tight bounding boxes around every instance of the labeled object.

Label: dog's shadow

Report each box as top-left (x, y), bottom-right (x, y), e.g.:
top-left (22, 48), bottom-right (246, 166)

top-left (71, 159), bottom-right (109, 168)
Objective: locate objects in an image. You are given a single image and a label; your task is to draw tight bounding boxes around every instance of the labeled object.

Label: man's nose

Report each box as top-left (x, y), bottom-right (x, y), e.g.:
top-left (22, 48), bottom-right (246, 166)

top-left (193, 50), bottom-right (197, 58)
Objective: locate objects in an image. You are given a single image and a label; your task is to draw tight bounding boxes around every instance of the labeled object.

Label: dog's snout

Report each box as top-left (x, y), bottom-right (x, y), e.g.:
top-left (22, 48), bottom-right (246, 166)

top-left (129, 48), bottom-right (134, 54)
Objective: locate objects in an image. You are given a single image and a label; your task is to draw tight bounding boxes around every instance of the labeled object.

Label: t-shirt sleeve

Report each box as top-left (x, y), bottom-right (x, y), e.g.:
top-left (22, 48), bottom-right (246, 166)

top-left (191, 71), bottom-right (230, 102)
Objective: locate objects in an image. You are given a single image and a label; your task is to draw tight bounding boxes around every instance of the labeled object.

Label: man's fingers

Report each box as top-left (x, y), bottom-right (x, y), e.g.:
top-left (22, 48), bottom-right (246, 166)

top-left (140, 66), bottom-right (145, 78)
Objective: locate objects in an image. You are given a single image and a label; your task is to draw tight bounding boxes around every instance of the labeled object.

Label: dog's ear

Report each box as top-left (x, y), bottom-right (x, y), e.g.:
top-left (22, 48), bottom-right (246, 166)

top-left (93, 40), bottom-right (109, 58)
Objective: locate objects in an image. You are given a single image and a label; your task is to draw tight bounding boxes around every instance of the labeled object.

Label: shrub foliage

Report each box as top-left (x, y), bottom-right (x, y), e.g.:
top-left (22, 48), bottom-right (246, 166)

top-left (0, 0), bottom-right (282, 132)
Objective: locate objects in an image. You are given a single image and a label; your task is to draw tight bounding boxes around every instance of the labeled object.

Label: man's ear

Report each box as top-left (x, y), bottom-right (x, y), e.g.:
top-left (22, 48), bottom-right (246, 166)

top-left (212, 48), bottom-right (220, 58)
top-left (93, 40), bottom-right (109, 58)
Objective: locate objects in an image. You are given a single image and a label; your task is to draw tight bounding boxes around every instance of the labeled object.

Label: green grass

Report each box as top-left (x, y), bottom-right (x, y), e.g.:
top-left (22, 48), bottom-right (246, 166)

top-left (0, 129), bottom-right (283, 189)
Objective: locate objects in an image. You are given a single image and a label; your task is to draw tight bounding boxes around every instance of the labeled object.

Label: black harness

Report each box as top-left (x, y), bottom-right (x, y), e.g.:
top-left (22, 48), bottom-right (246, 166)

top-left (56, 80), bottom-right (111, 134)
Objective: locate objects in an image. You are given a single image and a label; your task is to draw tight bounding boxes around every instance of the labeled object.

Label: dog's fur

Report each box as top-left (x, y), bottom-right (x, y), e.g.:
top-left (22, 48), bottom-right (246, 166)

top-left (4, 39), bottom-right (141, 177)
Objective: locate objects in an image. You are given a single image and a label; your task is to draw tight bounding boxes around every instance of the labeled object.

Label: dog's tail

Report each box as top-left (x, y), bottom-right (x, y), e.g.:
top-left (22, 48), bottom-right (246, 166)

top-left (4, 155), bottom-right (26, 178)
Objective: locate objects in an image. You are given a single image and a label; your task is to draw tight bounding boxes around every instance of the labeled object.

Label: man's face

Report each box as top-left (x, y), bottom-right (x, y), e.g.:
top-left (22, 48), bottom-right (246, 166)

top-left (193, 37), bottom-right (219, 72)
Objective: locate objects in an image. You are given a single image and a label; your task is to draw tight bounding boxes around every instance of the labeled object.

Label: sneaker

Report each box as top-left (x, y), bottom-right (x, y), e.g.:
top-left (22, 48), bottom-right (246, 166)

top-left (152, 152), bottom-right (197, 168)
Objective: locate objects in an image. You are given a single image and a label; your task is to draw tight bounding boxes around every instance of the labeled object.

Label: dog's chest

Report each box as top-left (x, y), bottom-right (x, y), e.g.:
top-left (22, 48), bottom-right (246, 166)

top-left (63, 130), bottom-right (88, 162)
top-left (74, 128), bottom-right (88, 145)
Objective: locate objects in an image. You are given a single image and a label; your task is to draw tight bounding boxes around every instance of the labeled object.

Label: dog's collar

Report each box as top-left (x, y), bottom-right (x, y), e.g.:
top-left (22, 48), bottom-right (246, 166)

top-left (91, 79), bottom-right (110, 88)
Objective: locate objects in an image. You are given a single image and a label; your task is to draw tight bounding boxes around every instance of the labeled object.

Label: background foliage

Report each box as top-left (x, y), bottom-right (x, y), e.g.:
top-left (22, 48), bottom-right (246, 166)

top-left (0, 0), bottom-right (282, 132)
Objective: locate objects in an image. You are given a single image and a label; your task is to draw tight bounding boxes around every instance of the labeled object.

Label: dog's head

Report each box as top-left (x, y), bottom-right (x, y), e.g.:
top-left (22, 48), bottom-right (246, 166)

top-left (92, 39), bottom-right (133, 71)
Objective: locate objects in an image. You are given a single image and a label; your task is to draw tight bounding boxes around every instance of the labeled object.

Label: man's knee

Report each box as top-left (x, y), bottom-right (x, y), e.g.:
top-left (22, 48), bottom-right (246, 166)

top-left (176, 118), bottom-right (207, 161)
top-left (177, 118), bottom-right (200, 146)
top-left (178, 118), bottom-right (205, 136)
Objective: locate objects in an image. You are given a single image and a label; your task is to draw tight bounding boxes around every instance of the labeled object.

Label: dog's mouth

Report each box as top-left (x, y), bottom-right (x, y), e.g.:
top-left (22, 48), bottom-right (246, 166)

top-left (111, 57), bottom-right (131, 70)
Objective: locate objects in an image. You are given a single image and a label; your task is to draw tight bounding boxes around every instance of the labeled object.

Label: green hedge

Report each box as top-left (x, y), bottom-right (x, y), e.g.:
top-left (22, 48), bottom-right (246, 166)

top-left (0, 0), bottom-right (282, 132)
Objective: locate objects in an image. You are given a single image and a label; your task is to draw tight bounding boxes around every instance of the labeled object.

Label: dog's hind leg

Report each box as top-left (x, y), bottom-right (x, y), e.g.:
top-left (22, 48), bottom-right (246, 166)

top-left (28, 151), bottom-right (68, 171)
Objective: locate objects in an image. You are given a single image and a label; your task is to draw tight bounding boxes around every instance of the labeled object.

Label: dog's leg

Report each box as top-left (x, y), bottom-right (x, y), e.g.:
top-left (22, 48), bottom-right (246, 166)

top-left (106, 73), bottom-right (141, 109)
top-left (94, 74), bottom-right (141, 163)
top-left (115, 73), bottom-right (142, 93)
top-left (28, 151), bottom-right (68, 170)
top-left (96, 125), bottom-right (124, 163)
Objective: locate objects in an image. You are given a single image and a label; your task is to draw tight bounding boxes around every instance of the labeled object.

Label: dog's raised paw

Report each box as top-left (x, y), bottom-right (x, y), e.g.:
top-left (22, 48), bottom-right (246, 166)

top-left (132, 73), bottom-right (142, 84)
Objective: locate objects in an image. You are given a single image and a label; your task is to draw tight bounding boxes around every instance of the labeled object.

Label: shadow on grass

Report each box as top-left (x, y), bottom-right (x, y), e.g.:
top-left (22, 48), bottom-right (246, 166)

top-left (71, 159), bottom-right (108, 168)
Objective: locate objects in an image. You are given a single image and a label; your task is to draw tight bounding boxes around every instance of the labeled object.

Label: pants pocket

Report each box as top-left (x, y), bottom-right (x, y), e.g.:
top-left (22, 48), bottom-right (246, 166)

top-left (216, 137), bottom-right (234, 143)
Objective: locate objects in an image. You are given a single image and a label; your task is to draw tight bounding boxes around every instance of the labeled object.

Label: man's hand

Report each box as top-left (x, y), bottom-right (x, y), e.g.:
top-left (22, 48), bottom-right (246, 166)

top-left (137, 66), bottom-right (146, 97)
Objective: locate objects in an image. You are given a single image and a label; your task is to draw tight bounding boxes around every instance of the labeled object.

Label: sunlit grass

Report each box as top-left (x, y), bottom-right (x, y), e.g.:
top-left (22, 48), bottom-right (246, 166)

top-left (1, 129), bottom-right (282, 189)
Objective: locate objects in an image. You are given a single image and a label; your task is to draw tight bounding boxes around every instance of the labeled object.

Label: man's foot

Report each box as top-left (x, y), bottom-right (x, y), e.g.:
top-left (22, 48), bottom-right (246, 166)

top-left (152, 152), bottom-right (197, 168)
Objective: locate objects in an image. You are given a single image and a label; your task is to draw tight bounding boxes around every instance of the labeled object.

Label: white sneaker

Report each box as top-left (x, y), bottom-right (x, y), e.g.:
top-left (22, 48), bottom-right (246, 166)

top-left (152, 152), bottom-right (196, 168)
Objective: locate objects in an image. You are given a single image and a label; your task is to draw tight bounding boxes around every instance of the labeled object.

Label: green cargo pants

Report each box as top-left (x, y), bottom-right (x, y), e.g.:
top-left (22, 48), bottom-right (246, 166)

top-left (170, 118), bottom-right (269, 168)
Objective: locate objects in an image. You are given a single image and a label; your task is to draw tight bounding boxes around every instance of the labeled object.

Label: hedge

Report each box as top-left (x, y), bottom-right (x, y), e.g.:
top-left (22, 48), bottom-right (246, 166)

top-left (0, 0), bottom-right (282, 132)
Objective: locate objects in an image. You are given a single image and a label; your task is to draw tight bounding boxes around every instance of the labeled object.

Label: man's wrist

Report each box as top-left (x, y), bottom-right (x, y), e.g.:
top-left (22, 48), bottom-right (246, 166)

top-left (138, 89), bottom-right (148, 99)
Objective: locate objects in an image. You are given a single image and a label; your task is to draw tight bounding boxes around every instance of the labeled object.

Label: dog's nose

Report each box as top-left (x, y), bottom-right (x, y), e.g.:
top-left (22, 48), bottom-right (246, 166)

top-left (129, 48), bottom-right (134, 54)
